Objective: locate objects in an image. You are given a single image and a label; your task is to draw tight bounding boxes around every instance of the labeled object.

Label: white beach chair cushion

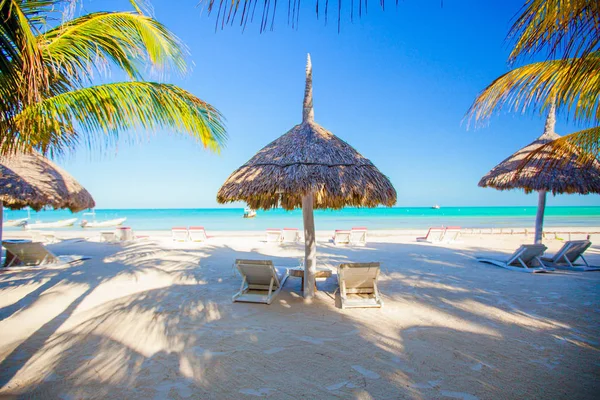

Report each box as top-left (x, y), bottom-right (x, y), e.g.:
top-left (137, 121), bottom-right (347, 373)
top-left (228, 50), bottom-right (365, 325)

top-left (477, 244), bottom-right (553, 273)
top-left (333, 230), bottom-right (351, 245)
top-left (540, 240), bottom-right (598, 271)
top-left (233, 259), bottom-right (289, 304)
top-left (417, 228), bottom-right (445, 243)
top-left (350, 228), bottom-right (368, 245)
top-left (189, 227), bottom-right (208, 242)
top-left (338, 262), bottom-right (383, 309)
top-left (2, 241), bottom-right (89, 267)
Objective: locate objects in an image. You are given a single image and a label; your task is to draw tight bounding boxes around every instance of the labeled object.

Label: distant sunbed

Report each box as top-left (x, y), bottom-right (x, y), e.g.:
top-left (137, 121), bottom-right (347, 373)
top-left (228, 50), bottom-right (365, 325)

top-left (476, 244), bottom-right (553, 273)
top-left (443, 226), bottom-right (462, 243)
top-left (333, 230), bottom-right (351, 245)
top-left (281, 228), bottom-right (300, 243)
top-left (338, 262), bottom-right (383, 309)
top-left (540, 240), bottom-right (599, 271)
top-left (172, 227), bottom-right (189, 242)
top-left (2, 241), bottom-right (89, 268)
top-left (189, 226), bottom-right (208, 242)
top-left (416, 227), bottom-right (445, 243)
top-left (266, 229), bottom-right (283, 243)
top-left (232, 259), bottom-right (289, 304)
top-left (350, 227), bottom-right (368, 245)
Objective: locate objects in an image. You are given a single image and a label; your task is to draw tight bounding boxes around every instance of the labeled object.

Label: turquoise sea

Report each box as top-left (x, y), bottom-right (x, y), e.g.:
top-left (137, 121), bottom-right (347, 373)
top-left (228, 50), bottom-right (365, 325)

top-left (3, 207), bottom-right (600, 231)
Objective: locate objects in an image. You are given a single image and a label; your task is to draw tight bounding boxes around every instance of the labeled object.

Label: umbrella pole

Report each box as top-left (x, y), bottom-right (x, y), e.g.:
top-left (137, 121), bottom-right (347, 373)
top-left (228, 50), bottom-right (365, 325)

top-left (302, 192), bottom-right (316, 299)
top-left (0, 201), bottom-right (3, 264)
top-left (534, 190), bottom-right (546, 244)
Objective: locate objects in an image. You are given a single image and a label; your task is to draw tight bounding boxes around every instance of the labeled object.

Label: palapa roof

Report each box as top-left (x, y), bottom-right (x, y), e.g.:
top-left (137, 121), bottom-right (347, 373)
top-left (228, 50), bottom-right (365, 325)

top-left (217, 55), bottom-right (397, 210)
top-left (479, 103), bottom-right (600, 195)
top-left (0, 152), bottom-right (95, 211)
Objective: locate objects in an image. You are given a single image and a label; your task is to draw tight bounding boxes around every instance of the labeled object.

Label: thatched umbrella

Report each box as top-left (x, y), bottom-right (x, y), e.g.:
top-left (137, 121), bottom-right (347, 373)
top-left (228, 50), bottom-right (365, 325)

top-left (0, 152), bottom-right (95, 244)
top-left (479, 103), bottom-right (600, 243)
top-left (218, 55), bottom-right (397, 298)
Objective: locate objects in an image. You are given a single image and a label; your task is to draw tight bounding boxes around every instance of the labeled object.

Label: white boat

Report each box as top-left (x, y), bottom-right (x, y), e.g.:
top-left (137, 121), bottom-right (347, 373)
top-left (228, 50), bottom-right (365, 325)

top-left (3, 218), bottom-right (29, 227)
top-left (81, 217), bottom-right (127, 228)
top-left (25, 217), bottom-right (78, 229)
top-left (432, 204), bottom-right (440, 209)
top-left (243, 208), bottom-right (257, 218)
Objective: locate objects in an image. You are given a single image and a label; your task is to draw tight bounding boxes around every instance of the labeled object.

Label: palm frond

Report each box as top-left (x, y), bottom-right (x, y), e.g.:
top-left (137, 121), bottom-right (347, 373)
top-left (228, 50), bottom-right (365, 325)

top-left (519, 126), bottom-right (600, 173)
top-left (467, 53), bottom-right (600, 126)
top-left (508, 0), bottom-right (600, 63)
top-left (41, 11), bottom-right (188, 82)
top-left (7, 82), bottom-right (226, 156)
top-left (197, 0), bottom-right (399, 32)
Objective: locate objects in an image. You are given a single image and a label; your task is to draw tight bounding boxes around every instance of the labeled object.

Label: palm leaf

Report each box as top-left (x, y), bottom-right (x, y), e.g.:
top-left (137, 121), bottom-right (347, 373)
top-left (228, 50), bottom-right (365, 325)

top-left (8, 82), bottom-right (226, 156)
top-left (508, 0), bottom-right (600, 64)
top-left (41, 11), bottom-right (188, 82)
top-left (467, 53), bottom-right (600, 126)
top-left (518, 126), bottom-right (600, 173)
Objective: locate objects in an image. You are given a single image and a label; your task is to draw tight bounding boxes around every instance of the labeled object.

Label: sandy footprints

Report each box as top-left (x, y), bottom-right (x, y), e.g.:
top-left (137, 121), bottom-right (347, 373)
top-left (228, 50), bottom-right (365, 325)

top-left (239, 387), bottom-right (276, 397)
top-left (325, 364), bottom-right (380, 393)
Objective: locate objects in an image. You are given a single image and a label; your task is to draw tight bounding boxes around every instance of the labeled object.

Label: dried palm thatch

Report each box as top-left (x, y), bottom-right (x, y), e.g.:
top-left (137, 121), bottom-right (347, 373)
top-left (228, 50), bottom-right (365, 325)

top-left (479, 103), bottom-right (600, 195)
top-left (479, 102), bottom-right (600, 244)
top-left (0, 152), bottom-right (95, 212)
top-left (218, 56), bottom-right (397, 211)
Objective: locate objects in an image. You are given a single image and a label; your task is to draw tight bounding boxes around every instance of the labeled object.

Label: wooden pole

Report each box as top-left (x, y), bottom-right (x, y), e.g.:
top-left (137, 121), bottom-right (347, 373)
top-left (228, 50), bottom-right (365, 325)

top-left (302, 192), bottom-right (316, 299)
top-left (534, 190), bottom-right (546, 244)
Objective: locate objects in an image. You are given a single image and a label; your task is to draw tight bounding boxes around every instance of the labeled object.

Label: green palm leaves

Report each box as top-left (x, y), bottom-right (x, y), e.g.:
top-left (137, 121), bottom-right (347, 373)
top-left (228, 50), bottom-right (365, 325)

top-left (468, 0), bottom-right (599, 171)
top-left (1, 1), bottom-right (226, 156)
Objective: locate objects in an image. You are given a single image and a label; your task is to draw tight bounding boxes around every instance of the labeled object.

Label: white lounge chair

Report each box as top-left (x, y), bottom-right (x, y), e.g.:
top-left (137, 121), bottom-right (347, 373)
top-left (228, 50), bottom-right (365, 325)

top-left (233, 259), bottom-right (289, 304)
top-left (2, 241), bottom-right (89, 268)
top-left (540, 240), bottom-right (599, 271)
top-left (477, 244), bottom-right (553, 273)
top-left (281, 228), bottom-right (300, 243)
top-left (350, 227), bottom-right (368, 245)
top-left (265, 229), bottom-right (283, 243)
top-left (443, 226), bottom-right (462, 243)
top-left (338, 262), bottom-right (383, 309)
top-left (416, 227), bottom-right (445, 243)
top-left (172, 227), bottom-right (189, 242)
top-left (189, 226), bottom-right (208, 242)
top-left (100, 231), bottom-right (117, 243)
top-left (333, 230), bottom-right (351, 245)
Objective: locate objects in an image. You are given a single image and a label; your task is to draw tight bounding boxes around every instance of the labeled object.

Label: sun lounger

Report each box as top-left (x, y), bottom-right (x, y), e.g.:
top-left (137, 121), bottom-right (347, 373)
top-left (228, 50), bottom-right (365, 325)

top-left (266, 229), bottom-right (283, 243)
top-left (281, 228), bottom-right (300, 243)
top-left (172, 227), bottom-right (189, 242)
top-left (100, 231), bottom-right (117, 242)
top-left (333, 230), bottom-right (351, 245)
top-left (188, 226), bottom-right (208, 242)
top-left (232, 259), bottom-right (289, 304)
top-left (350, 227), bottom-right (368, 245)
top-left (416, 227), bottom-right (445, 243)
top-left (477, 244), bottom-right (553, 273)
top-left (540, 240), bottom-right (599, 271)
top-left (338, 262), bottom-right (383, 309)
top-left (2, 241), bottom-right (89, 268)
top-left (443, 226), bottom-right (462, 243)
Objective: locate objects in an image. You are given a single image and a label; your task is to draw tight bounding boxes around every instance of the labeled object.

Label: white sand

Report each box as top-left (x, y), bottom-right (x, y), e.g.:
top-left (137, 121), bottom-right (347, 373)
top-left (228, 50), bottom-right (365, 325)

top-left (0, 228), bottom-right (599, 399)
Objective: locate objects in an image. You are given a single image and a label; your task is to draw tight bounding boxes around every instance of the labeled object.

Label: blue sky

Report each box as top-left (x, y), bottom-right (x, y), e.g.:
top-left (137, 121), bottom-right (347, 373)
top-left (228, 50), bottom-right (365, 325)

top-left (58, 0), bottom-right (600, 208)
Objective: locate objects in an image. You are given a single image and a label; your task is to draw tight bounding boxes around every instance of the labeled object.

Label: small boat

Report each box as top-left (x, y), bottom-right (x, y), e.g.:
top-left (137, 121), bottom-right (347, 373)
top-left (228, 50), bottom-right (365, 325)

top-left (3, 218), bottom-right (29, 227)
top-left (81, 217), bottom-right (127, 228)
top-left (25, 217), bottom-right (78, 229)
top-left (243, 208), bottom-right (257, 218)
top-left (432, 204), bottom-right (440, 209)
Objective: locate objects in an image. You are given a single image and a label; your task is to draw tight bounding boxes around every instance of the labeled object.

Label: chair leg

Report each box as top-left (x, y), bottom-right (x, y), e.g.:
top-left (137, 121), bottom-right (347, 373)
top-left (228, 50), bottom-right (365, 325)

top-left (266, 277), bottom-right (275, 304)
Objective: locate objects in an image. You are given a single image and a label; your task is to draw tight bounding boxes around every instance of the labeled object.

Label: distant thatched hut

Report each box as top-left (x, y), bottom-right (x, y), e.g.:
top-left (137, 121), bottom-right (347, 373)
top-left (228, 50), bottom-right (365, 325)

top-left (218, 55), bottom-right (396, 298)
top-left (479, 103), bottom-right (600, 243)
top-left (0, 152), bottom-right (95, 242)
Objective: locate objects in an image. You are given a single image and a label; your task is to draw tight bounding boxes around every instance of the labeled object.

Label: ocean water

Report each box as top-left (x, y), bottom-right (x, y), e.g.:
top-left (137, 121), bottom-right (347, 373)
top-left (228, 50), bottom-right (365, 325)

top-left (3, 207), bottom-right (600, 231)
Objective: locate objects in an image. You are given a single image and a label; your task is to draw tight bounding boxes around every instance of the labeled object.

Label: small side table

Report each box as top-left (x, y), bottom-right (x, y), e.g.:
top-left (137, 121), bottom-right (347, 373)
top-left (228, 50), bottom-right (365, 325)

top-left (288, 267), bottom-right (332, 291)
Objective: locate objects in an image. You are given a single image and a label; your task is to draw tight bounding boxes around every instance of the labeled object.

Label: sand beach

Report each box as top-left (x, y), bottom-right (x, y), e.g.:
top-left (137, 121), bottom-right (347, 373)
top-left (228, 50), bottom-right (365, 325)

top-left (1, 229), bottom-right (599, 399)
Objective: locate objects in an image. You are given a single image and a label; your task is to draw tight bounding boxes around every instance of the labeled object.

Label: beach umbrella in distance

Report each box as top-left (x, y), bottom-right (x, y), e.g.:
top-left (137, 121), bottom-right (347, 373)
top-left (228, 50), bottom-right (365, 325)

top-left (218, 54), bottom-right (397, 299)
top-left (0, 152), bottom-right (95, 244)
top-left (478, 102), bottom-right (600, 244)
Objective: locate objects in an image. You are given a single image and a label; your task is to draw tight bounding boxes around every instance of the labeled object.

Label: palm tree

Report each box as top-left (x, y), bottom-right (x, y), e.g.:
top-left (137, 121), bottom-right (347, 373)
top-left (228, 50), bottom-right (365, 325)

top-left (0, 0), bottom-right (226, 157)
top-left (467, 0), bottom-right (599, 170)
